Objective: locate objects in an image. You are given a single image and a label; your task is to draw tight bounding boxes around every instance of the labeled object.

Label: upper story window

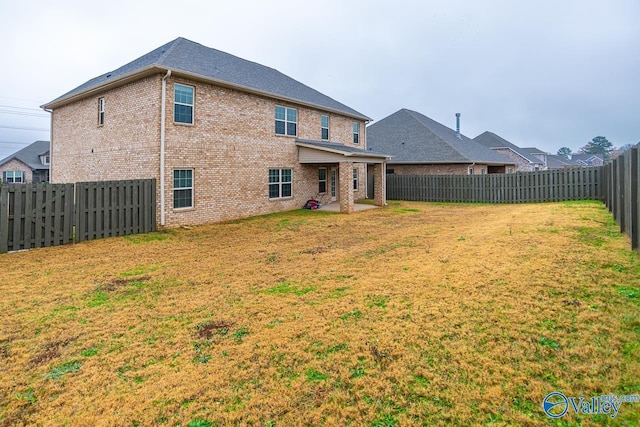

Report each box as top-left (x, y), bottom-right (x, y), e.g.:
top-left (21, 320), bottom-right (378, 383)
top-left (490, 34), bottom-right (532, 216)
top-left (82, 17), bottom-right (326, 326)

top-left (275, 106), bottom-right (297, 136)
top-left (2, 171), bottom-right (24, 183)
top-left (353, 122), bottom-right (360, 144)
top-left (98, 97), bottom-right (105, 126)
top-left (321, 115), bottom-right (329, 140)
top-left (40, 154), bottom-right (50, 165)
top-left (174, 84), bottom-right (194, 124)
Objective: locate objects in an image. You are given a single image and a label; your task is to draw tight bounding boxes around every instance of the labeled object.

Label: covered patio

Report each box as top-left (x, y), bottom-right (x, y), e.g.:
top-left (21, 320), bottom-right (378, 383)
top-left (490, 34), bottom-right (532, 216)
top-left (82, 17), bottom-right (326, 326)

top-left (296, 139), bottom-right (391, 214)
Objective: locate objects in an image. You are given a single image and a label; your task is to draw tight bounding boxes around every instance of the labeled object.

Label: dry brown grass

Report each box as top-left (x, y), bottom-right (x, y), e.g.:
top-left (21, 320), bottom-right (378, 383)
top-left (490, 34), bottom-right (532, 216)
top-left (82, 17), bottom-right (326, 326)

top-left (0, 200), bottom-right (638, 426)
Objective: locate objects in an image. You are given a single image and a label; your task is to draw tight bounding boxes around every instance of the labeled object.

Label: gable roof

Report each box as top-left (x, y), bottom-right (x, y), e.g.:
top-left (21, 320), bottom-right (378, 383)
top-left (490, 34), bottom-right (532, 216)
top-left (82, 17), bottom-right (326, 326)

top-left (0, 140), bottom-right (50, 170)
top-left (474, 131), bottom-right (544, 165)
top-left (572, 153), bottom-right (604, 164)
top-left (547, 154), bottom-right (579, 168)
top-left (367, 109), bottom-right (515, 165)
top-left (43, 37), bottom-right (369, 121)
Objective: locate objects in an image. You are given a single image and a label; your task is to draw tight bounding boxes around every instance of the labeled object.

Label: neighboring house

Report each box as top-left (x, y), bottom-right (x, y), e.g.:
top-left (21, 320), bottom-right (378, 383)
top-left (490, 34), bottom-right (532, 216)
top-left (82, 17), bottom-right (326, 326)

top-left (0, 140), bottom-right (50, 184)
top-left (546, 155), bottom-right (580, 169)
top-left (367, 109), bottom-right (516, 175)
top-left (42, 37), bottom-right (390, 227)
top-left (572, 153), bottom-right (604, 167)
top-left (474, 131), bottom-right (546, 172)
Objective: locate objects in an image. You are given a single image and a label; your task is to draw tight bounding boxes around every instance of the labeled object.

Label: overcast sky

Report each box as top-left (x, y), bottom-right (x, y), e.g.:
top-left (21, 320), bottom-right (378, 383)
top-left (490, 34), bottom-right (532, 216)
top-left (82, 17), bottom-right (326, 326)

top-left (1, 0), bottom-right (638, 160)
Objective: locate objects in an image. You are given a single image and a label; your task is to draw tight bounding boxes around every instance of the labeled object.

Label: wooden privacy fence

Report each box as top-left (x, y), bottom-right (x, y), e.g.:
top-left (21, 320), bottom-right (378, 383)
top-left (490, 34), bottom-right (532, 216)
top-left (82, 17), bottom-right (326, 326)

top-left (0, 183), bottom-right (74, 253)
top-left (603, 146), bottom-right (639, 251)
top-left (76, 180), bottom-right (156, 242)
top-left (386, 168), bottom-right (603, 203)
top-left (0, 179), bottom-right (156, 253)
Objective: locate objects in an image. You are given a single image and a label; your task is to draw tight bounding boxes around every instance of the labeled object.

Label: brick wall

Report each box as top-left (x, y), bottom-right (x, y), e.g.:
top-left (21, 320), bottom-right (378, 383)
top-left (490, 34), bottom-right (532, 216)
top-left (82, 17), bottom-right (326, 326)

top-left (50, 73), bottom-right (369, 227)
top-left (492, 148), bottom-right (538, 172)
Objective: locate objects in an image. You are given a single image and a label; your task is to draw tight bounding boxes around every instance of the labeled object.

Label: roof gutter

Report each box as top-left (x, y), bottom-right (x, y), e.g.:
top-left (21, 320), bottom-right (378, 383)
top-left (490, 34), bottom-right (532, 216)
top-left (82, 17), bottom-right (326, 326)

top-left (160, 69), bottom-right (171, 226)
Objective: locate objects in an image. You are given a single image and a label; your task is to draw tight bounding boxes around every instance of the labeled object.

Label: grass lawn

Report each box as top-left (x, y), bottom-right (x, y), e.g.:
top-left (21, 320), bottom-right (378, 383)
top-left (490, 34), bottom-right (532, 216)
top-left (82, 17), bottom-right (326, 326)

top-left (0, 200), bottom-right (638, 426)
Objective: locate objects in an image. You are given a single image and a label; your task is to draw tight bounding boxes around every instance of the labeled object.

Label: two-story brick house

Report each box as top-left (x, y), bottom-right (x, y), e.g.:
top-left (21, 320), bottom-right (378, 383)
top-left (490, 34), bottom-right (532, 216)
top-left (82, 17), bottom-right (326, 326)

top-left (42, 37), bottom-right (389, 227)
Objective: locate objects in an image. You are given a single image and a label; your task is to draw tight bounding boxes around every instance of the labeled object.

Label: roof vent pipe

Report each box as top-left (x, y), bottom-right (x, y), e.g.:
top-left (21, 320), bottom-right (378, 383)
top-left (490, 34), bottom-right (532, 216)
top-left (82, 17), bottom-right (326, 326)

top-left (455, 113), bottom-right (462, 140)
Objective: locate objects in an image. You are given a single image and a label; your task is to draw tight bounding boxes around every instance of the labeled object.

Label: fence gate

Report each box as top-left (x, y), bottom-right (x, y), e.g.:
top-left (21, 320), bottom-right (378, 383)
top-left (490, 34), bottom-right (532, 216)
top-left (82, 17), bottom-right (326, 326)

top-left (0, 183), bottom-right (74, 253)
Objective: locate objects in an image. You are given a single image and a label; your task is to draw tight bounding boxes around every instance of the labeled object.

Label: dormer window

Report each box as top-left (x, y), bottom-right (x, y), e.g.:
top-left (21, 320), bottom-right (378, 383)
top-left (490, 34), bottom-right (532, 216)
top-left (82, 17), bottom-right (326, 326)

top-left (40, 154), bottom-right (50, 165)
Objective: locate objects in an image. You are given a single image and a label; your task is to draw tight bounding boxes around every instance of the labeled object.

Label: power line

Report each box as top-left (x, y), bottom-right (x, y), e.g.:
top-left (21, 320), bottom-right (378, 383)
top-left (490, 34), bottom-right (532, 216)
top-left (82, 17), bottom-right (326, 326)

top-left (0, 109), bottom-right (49, 118)
top-left (0, 104), bottom-right (45, 112)
top-left (0, 140), bottom-right (34, 146)
top-left (0, 125), bottom-right (49, 132)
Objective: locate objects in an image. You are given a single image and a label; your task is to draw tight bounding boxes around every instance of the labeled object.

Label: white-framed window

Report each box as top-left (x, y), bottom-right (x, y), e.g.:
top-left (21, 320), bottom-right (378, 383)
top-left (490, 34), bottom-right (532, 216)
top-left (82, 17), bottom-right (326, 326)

top-left (481, 168), bottom-right (486, 175)
top-left (269, 168), bottom-right (292, 199)
top-left (318, 168), bottom-right (327, 193)
top-left (353, 122), bottom-right (360, 144)
top-left (321, 115), bottom-right (329, 140)
top-left (174, 84), bottom-right (194, 124)
top-left (173, 169), bottom-right (193, 209)
top-left (40, 154), bottom-right (50, 165)
top-left (353, 168), bottom-right (359, 190)
top-left (275, 106), bottom-right (297, 136)
top-left (468, 167), bottom-right (474, 175)
top-left (2, 171), bottom-right (24, 183)
top-left (507, 167), bottom-right (514, 174)
top-left (98, 97), bottom-right (105, 126)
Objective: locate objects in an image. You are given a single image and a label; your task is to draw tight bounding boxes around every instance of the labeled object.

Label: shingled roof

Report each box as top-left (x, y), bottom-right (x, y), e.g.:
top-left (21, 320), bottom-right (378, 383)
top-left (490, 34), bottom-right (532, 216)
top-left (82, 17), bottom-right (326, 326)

top-left (367, 109), bottom-right (515, 165)
top-left (0, 140), bottom-right (50, 170)
top-left (473, 131), bottom-right (544, 165)
top-left (43, 37), bottom-right (369, 120)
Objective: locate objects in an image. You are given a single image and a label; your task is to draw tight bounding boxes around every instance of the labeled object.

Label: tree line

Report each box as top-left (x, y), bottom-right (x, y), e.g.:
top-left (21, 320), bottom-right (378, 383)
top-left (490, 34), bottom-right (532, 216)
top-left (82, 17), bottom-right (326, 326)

top-left (557, 136), bottom-right (638, 161)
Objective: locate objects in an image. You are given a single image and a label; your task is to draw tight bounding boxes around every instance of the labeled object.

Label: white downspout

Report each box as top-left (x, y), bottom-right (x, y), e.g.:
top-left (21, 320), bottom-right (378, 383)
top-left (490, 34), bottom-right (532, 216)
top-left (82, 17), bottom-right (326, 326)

top-left (160, 69), bottom-right (171, 226)
top-left (43, 108), bottom-right (53, 182)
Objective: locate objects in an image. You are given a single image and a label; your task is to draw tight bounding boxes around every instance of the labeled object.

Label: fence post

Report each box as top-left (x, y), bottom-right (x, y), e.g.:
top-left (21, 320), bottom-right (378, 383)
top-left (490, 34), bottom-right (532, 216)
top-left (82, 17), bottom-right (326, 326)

top-left (0, 186), bottom-right (8, 253)
top-left (630, 147), bottom-right (639, 250)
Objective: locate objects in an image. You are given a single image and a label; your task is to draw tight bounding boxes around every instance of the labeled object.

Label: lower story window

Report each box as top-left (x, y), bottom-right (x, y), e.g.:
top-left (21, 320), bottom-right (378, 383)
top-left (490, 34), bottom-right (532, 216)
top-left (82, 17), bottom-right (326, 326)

top-left (318, 168), bottom-right (327, 193)
top-left (353, 168), bottom-right (359, 190)
top-left (173, 169), bottom-right (193, 209)
top-left (269, 168), bottom-right (292, 199)
top-left (2, 171), bottom-right (24, 183)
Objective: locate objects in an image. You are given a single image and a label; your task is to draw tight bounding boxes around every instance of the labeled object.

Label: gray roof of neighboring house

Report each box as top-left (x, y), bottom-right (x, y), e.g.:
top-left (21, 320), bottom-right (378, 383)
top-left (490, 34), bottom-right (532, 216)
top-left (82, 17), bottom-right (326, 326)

top-left (547, 154), bottom-right (579, 168)
top-left (0, 140), bottom-right (50, 170)
top-left (572, 153), bottom-right (604, 164)
top-left (43, 37), bottom-right (370, 121)
top-left (474, 131), bottom-right (544, 164)
top-left (366, 109), bottom-right (515, 165)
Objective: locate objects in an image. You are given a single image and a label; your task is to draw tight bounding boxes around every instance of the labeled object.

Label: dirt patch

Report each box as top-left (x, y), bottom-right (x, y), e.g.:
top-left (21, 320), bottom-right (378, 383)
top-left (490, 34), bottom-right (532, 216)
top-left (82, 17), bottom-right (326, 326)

top-left (98, 275), bottom-right (152, 292)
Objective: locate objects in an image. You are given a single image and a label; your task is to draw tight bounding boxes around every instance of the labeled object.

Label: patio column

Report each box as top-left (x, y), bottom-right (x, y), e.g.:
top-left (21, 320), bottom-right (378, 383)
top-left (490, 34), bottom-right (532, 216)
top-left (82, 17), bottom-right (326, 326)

top-left (339, 161), bottom-right (354, 214)
top-left (372, 162), bottom-right (386, 206)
